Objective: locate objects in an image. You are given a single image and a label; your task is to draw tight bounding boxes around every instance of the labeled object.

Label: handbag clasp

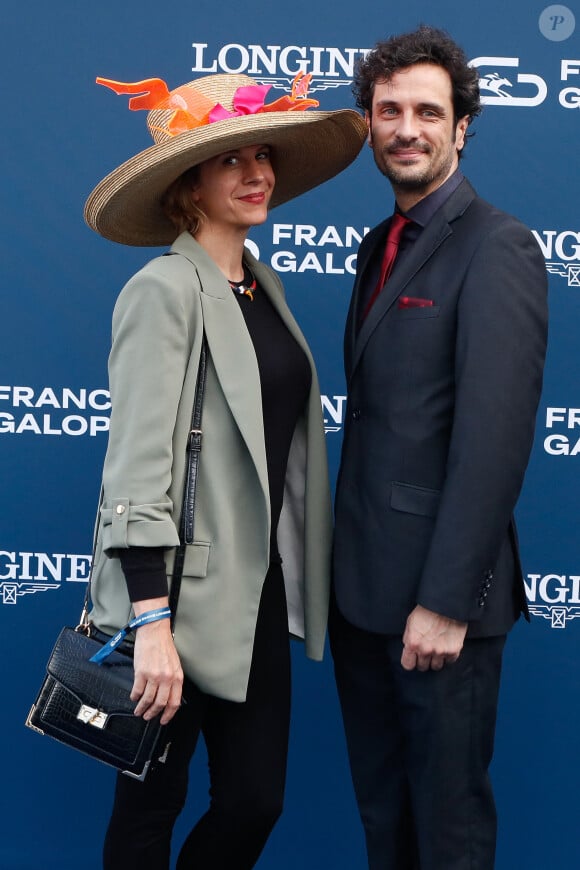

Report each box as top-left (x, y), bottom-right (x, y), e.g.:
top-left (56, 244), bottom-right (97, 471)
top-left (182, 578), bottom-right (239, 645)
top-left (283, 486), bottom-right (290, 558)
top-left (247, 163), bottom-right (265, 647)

top-left (77, 705), bottom-right (108, 729)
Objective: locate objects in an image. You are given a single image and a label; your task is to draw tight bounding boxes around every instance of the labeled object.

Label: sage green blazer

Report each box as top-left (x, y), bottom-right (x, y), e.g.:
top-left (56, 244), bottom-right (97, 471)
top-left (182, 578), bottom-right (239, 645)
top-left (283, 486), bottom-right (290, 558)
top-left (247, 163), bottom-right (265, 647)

top-left (89, 232), bottom-right (332, 702)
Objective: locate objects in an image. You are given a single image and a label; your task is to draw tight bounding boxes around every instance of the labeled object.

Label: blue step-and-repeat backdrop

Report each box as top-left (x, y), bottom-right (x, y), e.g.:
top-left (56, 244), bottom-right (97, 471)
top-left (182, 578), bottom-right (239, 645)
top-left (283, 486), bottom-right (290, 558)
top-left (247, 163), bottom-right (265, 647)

top-left (1, 1), bottom-right (579, 867)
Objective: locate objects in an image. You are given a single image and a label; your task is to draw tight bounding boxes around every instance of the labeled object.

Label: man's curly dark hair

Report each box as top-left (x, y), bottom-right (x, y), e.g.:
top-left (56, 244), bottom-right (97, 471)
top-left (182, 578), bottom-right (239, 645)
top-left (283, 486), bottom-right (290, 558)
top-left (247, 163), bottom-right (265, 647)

top-left (354, 25), bottom-right (481, 130)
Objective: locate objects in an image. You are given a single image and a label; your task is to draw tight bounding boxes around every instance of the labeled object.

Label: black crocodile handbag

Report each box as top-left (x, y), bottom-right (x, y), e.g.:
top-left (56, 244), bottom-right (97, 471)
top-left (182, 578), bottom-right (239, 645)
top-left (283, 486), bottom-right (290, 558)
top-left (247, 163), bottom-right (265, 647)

top-left (26, 334), bottom-right (208, 780)
top-left (26, 626), bottom-right (166, 779)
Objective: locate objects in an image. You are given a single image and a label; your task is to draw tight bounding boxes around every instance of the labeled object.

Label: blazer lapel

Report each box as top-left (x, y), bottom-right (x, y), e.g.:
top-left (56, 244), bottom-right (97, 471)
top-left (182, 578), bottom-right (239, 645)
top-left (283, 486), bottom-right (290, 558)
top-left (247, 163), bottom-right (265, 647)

top-left (170, 233), bottom-right (269, 502)
top-left (350, 179), bottom-right (476, 381)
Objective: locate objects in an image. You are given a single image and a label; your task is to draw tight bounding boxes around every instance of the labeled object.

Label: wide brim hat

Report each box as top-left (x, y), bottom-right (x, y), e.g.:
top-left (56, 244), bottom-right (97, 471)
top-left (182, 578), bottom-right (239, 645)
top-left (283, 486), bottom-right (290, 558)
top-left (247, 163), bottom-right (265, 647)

top-left (84, 73), bottom-right (367, 246)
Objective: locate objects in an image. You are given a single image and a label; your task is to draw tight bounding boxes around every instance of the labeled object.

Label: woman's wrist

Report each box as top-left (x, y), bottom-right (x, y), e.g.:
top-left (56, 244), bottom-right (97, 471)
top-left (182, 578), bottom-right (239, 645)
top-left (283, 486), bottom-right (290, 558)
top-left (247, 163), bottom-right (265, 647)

top-left (132, 596), bottom-right (170, 617)
top-left (89, 605), bottom-right (172, 663)
top-left (131, 607), bottom-right (171, 629)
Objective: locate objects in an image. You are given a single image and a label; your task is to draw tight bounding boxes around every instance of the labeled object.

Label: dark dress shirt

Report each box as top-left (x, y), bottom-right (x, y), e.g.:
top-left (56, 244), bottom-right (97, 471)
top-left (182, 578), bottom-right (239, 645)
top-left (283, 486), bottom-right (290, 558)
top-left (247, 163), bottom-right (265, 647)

top-left (358, 169), bottom-right (464, 321)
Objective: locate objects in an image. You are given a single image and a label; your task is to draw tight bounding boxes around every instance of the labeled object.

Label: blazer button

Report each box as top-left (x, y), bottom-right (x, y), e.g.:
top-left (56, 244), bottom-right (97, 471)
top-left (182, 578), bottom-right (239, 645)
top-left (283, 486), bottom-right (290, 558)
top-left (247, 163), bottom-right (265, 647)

top-left (352, 408), bottom-right (361, 421)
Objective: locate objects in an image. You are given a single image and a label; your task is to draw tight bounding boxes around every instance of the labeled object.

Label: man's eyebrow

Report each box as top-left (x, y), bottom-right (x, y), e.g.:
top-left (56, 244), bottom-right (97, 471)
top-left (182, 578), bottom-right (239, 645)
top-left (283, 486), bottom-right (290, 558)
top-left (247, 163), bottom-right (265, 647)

top-left (374, 99), bottom-right (447, 113)
top-left (417, 101), bottom-right (447, 113)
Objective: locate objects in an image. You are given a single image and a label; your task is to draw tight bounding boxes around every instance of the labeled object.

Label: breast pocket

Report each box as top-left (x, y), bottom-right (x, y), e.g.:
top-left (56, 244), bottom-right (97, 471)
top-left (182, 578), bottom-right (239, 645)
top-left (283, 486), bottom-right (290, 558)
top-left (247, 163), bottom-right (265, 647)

top-left (390, 481), bottom-right (441, 518)
top-left (396, 304), bottom-right (441, 320)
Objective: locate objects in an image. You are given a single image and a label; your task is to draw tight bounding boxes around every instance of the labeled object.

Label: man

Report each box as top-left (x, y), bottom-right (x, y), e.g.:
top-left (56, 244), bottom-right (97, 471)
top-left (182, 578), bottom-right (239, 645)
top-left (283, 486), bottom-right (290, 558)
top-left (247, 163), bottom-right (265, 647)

top-left (331, 25), bottom-right (548, 870)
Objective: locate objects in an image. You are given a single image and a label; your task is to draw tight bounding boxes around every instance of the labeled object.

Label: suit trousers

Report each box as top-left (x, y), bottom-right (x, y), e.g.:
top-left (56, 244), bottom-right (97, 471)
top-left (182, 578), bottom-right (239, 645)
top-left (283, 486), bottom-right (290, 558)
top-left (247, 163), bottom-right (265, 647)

top-left (329, 598), bottom-right (506, 870)
top-left (102, 563), bottom-right (290, 870)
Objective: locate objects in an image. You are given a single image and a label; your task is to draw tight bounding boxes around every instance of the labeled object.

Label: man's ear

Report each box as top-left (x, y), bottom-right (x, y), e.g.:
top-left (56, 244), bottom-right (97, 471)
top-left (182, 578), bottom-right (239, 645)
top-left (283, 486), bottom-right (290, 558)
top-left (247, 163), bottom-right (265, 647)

top-left (365, 111), bottom-right (373, 147)
top-left (455, 115), bottom-right (469, 153)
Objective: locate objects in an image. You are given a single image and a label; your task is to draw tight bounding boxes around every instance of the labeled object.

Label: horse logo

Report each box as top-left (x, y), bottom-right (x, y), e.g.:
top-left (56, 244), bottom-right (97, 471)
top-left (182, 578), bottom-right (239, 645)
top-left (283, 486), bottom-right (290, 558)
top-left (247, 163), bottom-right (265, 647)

top-left (479, 72), bottom-right (513, 98)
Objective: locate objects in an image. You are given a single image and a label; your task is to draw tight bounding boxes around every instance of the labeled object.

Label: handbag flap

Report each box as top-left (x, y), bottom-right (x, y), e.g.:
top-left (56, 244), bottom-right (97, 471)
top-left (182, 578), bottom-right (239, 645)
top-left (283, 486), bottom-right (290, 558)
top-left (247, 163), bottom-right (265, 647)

top-left (46, 627), bottom-right (136, 717)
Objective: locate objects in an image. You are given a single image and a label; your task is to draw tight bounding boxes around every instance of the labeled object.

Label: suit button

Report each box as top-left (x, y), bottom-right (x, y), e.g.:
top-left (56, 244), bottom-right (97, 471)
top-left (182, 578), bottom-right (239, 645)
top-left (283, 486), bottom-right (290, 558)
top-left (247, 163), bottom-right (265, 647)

top-left (352, 408), bottom-right (361, 421)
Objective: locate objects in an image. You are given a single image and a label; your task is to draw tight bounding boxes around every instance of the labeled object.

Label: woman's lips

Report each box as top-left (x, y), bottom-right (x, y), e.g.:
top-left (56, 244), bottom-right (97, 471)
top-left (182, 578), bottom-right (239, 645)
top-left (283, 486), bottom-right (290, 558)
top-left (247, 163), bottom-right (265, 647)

top-left (238, 192), bottom-right (266, 203)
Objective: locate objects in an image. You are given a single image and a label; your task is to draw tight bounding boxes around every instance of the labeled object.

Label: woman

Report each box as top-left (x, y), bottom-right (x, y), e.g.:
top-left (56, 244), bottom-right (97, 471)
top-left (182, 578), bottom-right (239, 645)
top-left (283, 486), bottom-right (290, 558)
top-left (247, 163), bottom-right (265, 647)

top-left (84, 71), bottom-right (366, 869)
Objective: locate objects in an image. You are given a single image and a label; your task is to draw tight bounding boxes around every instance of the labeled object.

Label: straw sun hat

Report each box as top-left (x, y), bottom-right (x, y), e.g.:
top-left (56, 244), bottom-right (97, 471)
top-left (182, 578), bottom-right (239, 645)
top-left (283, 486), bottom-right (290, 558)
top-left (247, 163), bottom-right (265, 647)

top-left (84, 72), bottom-right (368, 246)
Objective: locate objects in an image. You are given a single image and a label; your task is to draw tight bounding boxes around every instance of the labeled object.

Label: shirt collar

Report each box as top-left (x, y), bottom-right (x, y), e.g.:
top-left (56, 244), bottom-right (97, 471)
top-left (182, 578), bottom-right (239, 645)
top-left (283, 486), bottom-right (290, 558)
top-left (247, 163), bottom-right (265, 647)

top-left (401, 168), bottom-right (464, 228)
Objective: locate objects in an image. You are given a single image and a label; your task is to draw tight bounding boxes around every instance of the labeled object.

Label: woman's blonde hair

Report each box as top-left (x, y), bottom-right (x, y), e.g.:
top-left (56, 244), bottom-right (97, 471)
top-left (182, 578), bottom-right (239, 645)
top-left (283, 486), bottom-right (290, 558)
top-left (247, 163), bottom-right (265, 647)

top-left (161, 165), bottom-right (205, 235)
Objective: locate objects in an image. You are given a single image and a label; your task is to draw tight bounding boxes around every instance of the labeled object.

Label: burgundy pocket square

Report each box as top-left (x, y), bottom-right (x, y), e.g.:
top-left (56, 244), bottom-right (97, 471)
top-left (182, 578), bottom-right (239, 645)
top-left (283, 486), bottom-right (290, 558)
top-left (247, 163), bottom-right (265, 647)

top-left (398, 296), bottom-right (434, 309)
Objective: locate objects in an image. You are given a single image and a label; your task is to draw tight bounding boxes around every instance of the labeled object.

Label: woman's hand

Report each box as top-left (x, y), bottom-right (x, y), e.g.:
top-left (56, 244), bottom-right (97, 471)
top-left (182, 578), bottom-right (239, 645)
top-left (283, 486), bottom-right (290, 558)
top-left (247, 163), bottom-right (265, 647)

top-left (131, 598), bottom-right (184, 725)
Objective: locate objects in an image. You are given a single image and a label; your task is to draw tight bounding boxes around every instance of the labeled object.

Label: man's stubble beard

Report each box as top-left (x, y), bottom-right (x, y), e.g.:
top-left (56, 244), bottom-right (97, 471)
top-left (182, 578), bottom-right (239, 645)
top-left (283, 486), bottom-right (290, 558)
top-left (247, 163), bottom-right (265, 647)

top-left (373, 144), bottom-right (456, 192)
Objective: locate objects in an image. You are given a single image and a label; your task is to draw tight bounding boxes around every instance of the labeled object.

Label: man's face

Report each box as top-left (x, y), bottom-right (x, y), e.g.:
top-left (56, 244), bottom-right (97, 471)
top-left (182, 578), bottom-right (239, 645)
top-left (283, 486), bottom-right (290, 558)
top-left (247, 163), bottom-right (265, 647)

top-left (366, 63), bottom-right (469, 204)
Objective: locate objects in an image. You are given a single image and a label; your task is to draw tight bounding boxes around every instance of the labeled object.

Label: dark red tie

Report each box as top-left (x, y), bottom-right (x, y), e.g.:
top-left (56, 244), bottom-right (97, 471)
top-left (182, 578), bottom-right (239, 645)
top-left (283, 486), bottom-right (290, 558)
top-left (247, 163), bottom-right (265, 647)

top-left (363, 212), bottom-right (411, 320)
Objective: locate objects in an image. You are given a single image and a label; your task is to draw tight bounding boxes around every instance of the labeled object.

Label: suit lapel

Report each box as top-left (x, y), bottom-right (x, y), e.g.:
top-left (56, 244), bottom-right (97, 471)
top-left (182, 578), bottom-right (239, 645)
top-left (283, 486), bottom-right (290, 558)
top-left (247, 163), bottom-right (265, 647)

top-left (344, 219), bottom-right (388, 376)
top-left (350, 179), bottom-right (476, 381)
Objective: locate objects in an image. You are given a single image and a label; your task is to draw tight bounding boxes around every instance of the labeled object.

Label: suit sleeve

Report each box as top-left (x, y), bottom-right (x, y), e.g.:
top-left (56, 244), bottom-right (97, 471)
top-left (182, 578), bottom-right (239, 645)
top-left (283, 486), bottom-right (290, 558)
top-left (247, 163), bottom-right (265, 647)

top-left (416, 219), bottom-right (548, 622)
top-left (100, 261), bottom-right (200, 555)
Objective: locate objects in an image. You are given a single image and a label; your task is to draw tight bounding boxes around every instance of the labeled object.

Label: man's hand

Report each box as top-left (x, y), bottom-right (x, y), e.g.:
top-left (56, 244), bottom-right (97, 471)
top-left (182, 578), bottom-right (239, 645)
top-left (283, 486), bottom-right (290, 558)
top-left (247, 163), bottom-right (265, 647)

top-left (401, 605), bottom-right (468, 672)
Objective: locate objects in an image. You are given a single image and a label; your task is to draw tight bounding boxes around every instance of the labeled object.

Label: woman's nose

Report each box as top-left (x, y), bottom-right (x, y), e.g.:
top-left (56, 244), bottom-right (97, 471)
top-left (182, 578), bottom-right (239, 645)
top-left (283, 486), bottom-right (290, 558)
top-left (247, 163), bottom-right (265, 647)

top-left (244, 160), bottom-right (264, 182)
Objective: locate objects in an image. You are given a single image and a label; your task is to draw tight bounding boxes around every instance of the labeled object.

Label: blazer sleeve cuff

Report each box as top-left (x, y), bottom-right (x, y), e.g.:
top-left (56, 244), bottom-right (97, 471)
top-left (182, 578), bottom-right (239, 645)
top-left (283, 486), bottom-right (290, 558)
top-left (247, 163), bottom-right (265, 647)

top-left (100, 497), bottom-right (180, 555)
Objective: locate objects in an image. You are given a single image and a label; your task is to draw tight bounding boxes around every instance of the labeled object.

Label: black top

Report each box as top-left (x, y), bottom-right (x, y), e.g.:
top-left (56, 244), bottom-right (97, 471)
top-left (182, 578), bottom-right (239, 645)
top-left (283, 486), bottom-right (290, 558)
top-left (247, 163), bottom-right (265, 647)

top-left (120, 273), bottom-right (311, 601)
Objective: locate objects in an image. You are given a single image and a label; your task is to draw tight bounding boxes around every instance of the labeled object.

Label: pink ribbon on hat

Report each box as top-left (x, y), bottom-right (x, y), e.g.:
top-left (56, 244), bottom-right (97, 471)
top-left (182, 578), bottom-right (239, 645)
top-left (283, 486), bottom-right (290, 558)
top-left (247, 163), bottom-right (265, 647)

top-left (209, 84), bottom-right (273, 122)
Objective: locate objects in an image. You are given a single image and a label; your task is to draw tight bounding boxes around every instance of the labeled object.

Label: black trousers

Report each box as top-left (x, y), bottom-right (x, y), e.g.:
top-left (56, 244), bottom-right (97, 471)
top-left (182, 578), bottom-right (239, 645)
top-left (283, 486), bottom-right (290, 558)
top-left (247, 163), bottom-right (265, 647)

top-left (103, 564), bottom-right (291, 870)
top-left (329, 599), bottom-right (506, 870)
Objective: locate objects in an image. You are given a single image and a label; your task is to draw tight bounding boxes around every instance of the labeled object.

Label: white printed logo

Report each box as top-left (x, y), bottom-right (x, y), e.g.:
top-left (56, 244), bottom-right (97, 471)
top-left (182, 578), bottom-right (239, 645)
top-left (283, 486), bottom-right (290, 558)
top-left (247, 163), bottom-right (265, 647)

top-left (532, 230), bottom-right (580, 287)
top-left (470, 57), bottom-right (547, 106)
top-left (543, 408), bottom-right (580, 456)
top-left (470, 56), bottom-right (580, 109)
top-left (0, 385), bottom-right (110, 437)
top-left (191, 43), bottom-right (370, 94)
top-left (526, 572), bottom-right (580, 627)
top-left (321, 395), bottom-right (347, 434)
top-left (248, 223), bottom-right (369, 278)
top-left (0, 551), bottom-right (92, 604)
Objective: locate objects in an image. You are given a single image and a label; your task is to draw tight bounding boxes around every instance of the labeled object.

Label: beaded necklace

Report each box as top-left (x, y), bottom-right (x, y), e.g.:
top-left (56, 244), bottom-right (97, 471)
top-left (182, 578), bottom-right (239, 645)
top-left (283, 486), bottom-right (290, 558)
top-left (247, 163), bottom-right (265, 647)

top-left (228, 264), bottom-right (257, 301)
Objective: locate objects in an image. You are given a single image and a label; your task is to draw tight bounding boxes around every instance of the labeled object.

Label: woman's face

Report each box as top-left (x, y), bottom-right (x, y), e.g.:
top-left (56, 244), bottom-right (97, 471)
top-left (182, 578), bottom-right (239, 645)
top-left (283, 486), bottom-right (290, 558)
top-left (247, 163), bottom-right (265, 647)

top-left (192, 144), bottom-right (275, 233)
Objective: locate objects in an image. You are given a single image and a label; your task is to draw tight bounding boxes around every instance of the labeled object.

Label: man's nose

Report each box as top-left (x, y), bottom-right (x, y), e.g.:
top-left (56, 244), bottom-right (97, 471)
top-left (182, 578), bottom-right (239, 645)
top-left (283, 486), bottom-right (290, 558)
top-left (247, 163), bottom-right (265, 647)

top-left (395, 111), bottom-right (420, 140)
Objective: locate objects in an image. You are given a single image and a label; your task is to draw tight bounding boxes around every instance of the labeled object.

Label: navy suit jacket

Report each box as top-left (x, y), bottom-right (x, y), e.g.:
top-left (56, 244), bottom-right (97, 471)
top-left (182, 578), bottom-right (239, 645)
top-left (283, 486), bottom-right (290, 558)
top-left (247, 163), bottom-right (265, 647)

top-left (333, 178), bottom-right (548, 637)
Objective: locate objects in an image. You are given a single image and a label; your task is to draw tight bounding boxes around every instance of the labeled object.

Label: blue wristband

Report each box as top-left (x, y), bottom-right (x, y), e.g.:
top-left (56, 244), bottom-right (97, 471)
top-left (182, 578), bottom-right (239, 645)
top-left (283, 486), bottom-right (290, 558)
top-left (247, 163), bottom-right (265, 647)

top-left (89, 607), bottom-right (172, 664)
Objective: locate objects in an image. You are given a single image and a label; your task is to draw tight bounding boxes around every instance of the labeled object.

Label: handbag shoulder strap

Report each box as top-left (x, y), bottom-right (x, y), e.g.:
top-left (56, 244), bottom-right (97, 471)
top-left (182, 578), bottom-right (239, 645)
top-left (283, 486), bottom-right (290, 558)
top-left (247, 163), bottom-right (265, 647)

top-left (169, 332), bottom-right (208, 621)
